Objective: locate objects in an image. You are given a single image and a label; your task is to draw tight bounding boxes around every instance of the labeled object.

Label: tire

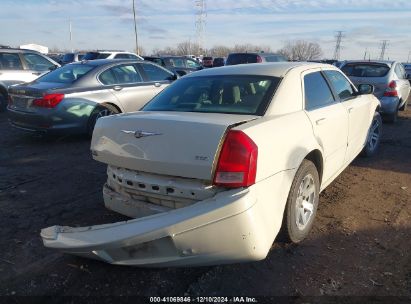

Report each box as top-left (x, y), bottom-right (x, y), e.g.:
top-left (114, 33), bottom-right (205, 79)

top-left (279, 159), bottom-right (320, 243)
top-left (0, 92), bottom-right (7, 113)
top-left (362, 112), bottom-right (382, 157)
top-left (87, 103), bottom-right (120, 137)
top-left (399, 99), bottom-right (407, 111)
top-left (384, 109), bottom-right (398, 123)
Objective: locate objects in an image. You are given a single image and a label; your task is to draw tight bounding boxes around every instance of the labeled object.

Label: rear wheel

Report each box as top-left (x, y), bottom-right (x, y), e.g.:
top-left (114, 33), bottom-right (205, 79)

top-left (362, 112), bottom-right (382, 157)
top-left (279, 160), bottom-right (320, 243)
top-left (87, 103), bottom-right (120, 137)
top-left (0, 92), bottom-right (7, 112)
top-left (385, 110), bottom-right (398, 123)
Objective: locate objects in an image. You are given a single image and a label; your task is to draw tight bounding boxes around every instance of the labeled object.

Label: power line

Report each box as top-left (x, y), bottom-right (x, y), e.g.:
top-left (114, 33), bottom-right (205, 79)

top-left (379, 40), bottom-right (389, 60)
top-left (333, 31), bottom-right (344, 60)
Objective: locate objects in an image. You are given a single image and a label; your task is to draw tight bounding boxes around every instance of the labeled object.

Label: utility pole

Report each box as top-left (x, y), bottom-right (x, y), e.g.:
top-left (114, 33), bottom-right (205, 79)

top-left (69, 18), bottom-right (73, 52)
top-left (363, 48), bottom-right (368, 60)
top-left (195, 0), bottom-right (207, 56)
top-left (333, 31), bottom-right (343, 60)
top-left (407, 50), bottom-right (411, 63)
top-left (379, 40), bottom-right (388, 60)
top-left (132, 0), bottom-right (139, 55)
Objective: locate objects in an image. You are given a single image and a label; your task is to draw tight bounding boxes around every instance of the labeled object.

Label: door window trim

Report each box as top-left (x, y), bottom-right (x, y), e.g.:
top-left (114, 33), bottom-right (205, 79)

top-left (321, 69), bottom-right (358, 103)
top-left (97, 63), bottom-right (144, 86)
top-left (302, 70), bottom-right (339, 111)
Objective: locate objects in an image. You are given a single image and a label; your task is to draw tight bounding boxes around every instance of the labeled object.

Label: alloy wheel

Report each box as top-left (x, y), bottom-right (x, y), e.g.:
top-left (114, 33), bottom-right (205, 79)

top-left (295, 174), bottom-right (316, 231)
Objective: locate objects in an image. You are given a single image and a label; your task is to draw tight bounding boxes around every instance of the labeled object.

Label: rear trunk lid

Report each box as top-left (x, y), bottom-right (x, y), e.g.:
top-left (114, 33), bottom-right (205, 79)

top-left (348, 76), bottom-right (389, 98)
top-left (91, 111), bottom-right (258, 181)
top-left (8, 82), bottom-right (69, 112)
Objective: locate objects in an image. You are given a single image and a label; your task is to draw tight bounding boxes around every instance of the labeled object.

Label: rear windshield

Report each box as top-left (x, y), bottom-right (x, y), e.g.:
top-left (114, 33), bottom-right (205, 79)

top-left (143, 75), bottom-right (280, 115)
top-left (265, 55), bottom-right (287, 62)
top-left (341, 63), bottom-right (390, 77)
top-left (83, 52), bottom-right (110, 60)
top-left (62, 53), bottom-right (74, 62)
top-left (203, 57), bottom-right (212, 60)
top-left (226, 54), bottom-right (257, 65)
top-left (36, 64), bottom-right (95, 83)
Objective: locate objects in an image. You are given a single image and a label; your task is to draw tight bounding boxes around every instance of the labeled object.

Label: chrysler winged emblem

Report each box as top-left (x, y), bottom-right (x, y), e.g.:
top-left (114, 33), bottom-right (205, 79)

top-left (121, 130), bottom-right (162, 138)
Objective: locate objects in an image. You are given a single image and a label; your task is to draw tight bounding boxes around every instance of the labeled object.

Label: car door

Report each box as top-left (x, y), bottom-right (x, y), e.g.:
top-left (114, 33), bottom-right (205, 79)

top-left (323, 69), bottom-right (371, 163)
top-left (395, 63), bottom-right (411, 102)
top-left (99, 63), bottom-right (152, 113)
top-left (137, 62), bottom-right (174, 96)
top-left (0, 52), bottom-right (34, 83)
top-left (303, 70), bottom-right (349, 184)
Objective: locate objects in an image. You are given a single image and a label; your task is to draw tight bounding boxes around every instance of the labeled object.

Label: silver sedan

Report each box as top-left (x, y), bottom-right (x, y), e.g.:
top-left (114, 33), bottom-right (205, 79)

top-left (8, 59), bottom-right (177, 135)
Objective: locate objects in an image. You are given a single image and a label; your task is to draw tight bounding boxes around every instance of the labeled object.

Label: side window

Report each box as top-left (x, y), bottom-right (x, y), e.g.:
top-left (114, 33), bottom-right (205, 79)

top-left (139, 63), bottom-right (173, 81)
top-left (114, 54), bottom-right (128, 59)
top-left (323, 70), bottom-right (355, 100)
top-left (22, 53), bottom-right (54, 71)
top-left (304, 72), bottom-right (335, 110)
top-left (0, 53), bottom-right (23, 70)
top-left (186, 59), bottom-right (200, 68)
top-left (99, 64), bottom-right (143, 85)
top-left (395, 64), bottom-right (405, 79)
top-left (99, 69), bottom-right (117, 85)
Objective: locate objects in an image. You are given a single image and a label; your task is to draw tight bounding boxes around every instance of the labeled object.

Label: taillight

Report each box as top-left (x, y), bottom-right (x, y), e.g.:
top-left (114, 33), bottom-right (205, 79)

top-left (256, 55), bottom-right (262, 63)
top-left (213, 130), bottom-right (258, 188)
top-left (383, 81), bottom-right (398, 97)
top-left (33, 93), bottom-right (64, 108)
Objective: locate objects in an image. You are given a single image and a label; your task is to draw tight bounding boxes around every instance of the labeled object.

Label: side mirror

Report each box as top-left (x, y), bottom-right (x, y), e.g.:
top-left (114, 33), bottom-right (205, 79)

top-left (357, 84), bottom-right (374, 95)
top-left (175, 70), bottom-right (187, 77)
top-left (170, 73), bottom-right (179, 81)
top-left (49, 65), bottom-right (58, 71)
top-left (406, 73), bottom-right (411, 80)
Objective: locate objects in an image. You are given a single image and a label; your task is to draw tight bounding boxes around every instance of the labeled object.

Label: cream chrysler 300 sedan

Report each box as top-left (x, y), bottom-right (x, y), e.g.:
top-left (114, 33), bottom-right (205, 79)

top-left (41, 62), bottom-right (382, 267)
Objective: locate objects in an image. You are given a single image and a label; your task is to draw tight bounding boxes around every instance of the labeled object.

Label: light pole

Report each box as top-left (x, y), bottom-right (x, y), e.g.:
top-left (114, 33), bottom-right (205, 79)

top-left (69, 18), bottom-right (73, 52)
top-left (132, 0), bottom-right (139, 55)
top-left (408, 50), bottom-right (411, 63)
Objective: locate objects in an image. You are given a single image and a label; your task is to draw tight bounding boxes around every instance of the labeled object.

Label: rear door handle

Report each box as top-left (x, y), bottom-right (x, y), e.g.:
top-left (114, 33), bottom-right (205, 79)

top-left (348, 107), bottom-right (354, 113)
top-left (32, 72), bottom-right (41, 76)
top-left (154, 82), bottom-right (162, 87)
top-left (113, 85), bottom-right (123, 91)
top-left (316, 118), bottom-right (326, 125)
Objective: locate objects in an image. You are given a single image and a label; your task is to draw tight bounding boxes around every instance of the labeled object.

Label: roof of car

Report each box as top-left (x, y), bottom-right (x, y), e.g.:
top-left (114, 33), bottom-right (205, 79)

top-left (69, 59), bottom-right (147, 67)
top-left (342, 60), bottom-right (395, 66)
top-left (0, 48), bottom-right (42, 54)
top-left (183, 62), bottom-right (331, 78)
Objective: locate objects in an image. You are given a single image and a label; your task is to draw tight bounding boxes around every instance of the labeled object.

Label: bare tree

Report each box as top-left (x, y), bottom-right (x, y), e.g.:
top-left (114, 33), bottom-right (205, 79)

top-left (176, 41), bottom-right (201, 56)
top-left (231, 44), bottom-right (272, 53)
top-left (278, 40), bottom-right (323, 61)
top-left (208, 45), bottom-right (231, 57)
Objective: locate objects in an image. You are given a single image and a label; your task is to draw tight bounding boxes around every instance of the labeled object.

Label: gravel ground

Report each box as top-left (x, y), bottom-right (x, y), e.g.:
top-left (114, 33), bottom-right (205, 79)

top-left (0, 107), bottom-right (410, 300)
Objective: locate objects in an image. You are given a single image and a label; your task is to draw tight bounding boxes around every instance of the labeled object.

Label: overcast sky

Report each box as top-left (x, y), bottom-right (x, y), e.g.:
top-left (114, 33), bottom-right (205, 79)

top-left (1, 0), bottom-right (411, 61)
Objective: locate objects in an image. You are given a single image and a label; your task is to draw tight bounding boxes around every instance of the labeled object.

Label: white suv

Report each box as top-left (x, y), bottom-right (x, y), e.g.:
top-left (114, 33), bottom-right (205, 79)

top-left (0, 47), bottom-right (60, 111)
top-left (82, 50), bottom-right (144, 61)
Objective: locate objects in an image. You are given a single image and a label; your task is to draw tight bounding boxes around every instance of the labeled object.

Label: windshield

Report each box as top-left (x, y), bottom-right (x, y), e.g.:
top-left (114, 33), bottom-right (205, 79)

top-left (36, 64), bottom-right (95, 83)
top-left (83, 52), bottom-right (110, 60)
top-left (341, 63), bottom-right (390, 77)
top-left (143, 75), bottom-right (280, 115)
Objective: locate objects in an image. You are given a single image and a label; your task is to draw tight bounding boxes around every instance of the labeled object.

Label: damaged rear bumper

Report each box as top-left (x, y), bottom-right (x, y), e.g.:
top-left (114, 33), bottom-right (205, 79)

top-left (41, 186), bottom-right (269, 267)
